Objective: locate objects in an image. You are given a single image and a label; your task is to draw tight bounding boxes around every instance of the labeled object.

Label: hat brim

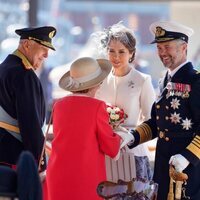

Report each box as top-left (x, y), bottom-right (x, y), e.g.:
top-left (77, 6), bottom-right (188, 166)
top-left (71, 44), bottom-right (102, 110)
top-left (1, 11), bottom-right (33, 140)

top-left (59, 59), bottom-right (112, 92)
top-left (34, 40), bottom-right (56, 50)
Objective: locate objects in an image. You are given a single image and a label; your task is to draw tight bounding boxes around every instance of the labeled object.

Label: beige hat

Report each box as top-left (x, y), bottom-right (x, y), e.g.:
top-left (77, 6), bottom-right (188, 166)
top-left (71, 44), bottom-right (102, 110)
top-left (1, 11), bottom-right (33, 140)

top-left (59, 57), bottom-right (112, 92)
top-left (149, 20), bottom-right (194, 44)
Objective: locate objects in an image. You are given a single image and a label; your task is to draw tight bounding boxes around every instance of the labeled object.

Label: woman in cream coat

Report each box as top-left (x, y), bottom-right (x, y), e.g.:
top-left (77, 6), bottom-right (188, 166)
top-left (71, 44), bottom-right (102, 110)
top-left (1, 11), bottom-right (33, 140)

top-left (95, 22), bottom-right (155, 181)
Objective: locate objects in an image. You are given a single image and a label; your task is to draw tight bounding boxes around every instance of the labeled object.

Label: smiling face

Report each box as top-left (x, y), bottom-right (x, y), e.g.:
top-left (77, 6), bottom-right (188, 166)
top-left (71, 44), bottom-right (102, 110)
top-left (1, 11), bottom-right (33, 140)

top-left (157, 39), bottom-right (187, 71)
top-left (107, 40), bottom-right (133, 71)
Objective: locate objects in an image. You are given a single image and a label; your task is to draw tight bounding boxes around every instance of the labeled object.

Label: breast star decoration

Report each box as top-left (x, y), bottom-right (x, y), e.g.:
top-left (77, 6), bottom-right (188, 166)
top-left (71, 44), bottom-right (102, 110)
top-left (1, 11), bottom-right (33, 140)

top-left (170, 98), bottom-right (180, 110)
top-left (170, 112), bottom-right (181, 124)
top-left (181, 118), bottom-right (193, 130)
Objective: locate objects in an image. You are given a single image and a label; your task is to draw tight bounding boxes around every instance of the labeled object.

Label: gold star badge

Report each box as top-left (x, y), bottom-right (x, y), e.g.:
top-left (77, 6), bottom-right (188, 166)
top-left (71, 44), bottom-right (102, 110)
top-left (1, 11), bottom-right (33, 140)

top-left (170, 112), bottom-right (181, 124)
top-left (181, 118), bottom-right (193, 130)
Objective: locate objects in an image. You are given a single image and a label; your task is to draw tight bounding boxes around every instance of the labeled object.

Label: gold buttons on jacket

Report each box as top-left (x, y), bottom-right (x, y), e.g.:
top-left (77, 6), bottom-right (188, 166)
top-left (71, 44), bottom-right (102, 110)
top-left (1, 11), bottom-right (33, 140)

top-left (156, 116), bottom-right (159, 120)
top-left (159, 131), bottom-right (164, 138)
top-left (165, 106), bottom-right (169, 110)
top-left (165, 137), bottom-right (169, 141)
top-left (159, 131), bottom-right (170, 142)
top-left (156, 104), bottom-right (160, 109)
top-left (165, 116), bottom-right (169, 120)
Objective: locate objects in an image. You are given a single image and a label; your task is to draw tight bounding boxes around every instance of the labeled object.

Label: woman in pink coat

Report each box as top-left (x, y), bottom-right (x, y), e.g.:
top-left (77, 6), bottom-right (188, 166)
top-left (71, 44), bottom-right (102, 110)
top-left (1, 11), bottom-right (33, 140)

top-left (43, 57), bottom-right (124, 200)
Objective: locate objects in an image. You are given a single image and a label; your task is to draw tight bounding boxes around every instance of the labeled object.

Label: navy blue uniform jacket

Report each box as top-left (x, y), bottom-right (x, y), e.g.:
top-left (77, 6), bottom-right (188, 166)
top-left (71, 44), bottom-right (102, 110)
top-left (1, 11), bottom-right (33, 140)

top-left (0, 52), bottom-right (46, 171)
top-left (129, 62), bottom-right (200, 200)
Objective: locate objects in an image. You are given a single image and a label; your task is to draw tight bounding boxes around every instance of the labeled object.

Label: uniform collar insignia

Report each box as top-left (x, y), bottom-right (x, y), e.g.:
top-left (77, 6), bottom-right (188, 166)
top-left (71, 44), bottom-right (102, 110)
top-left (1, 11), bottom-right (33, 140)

top-left (13, 50), bottom-right (34, 70)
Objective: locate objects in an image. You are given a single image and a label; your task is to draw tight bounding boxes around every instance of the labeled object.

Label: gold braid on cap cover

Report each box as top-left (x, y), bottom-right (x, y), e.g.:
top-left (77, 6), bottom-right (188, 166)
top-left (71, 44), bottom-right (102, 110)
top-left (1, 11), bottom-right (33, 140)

top-left (28, 37), bottom-right (54, 49)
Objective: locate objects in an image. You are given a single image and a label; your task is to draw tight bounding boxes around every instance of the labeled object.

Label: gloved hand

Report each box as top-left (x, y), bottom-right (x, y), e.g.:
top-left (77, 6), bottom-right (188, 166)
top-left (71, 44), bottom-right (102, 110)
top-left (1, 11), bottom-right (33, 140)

top-left (113, 150), bottom-right (121, 161)
top-left (169, 154), bottom-right (189, 172)
top-left (115, 129), bottom-right (134, 149)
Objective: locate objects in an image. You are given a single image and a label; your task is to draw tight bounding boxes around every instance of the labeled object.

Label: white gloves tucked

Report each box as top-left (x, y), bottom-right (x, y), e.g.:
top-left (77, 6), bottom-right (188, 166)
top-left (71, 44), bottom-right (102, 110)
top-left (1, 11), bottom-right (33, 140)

top-left (169, 154), bottom-right (189, 172)
top-left (115, 127), bottom-right (134, 149)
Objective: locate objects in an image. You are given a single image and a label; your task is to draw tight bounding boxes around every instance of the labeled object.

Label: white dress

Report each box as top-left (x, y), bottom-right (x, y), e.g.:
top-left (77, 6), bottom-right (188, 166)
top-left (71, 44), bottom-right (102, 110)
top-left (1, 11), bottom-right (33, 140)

top-left (96, 67), bottom-right (155, 181)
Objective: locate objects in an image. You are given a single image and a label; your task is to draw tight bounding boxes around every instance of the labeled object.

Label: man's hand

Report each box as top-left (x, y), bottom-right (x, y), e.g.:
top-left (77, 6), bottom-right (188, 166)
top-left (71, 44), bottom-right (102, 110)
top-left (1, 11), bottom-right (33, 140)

top-left (169, 154), bottom-right (189, 172)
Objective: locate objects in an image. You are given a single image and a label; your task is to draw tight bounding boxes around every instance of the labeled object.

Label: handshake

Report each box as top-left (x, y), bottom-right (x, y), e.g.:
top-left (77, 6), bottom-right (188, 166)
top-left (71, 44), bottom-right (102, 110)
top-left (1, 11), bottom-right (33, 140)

top-left (115, 126), bottom-right (135, 149)
top-left (113, 126), bottom-right (134, 160)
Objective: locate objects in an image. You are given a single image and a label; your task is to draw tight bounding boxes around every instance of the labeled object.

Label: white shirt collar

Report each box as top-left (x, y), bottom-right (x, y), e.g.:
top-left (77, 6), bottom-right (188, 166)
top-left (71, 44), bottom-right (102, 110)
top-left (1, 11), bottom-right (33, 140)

top-left (168, 60), bottom-right (189, 78)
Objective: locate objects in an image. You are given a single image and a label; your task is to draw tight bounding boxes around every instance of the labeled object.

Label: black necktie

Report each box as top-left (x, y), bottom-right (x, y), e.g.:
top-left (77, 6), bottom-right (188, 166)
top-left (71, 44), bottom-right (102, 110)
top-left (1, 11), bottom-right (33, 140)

top-left (168, 74), bottom-right (172, 82)
top-left (164, 74), bottom-right (171, 87)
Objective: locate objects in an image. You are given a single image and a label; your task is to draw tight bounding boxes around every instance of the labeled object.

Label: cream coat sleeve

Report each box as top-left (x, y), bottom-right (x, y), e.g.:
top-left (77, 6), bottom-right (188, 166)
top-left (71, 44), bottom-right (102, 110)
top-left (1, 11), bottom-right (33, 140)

top-left (130, 75), bottom-right (156, 157)
top-left (139, 75), bottom-right (156, 122)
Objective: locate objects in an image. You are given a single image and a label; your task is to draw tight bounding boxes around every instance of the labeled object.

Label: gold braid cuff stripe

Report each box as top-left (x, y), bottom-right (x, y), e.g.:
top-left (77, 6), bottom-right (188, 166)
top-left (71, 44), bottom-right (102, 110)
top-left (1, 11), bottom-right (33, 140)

top-left (135, 123), bottom-right (152, 144)
top-left (195, 135), bottom-right (200, 143)
top-left (187, 135), bottom-right (200, 159)
top-left (193, 136), bottom-right (200, 147)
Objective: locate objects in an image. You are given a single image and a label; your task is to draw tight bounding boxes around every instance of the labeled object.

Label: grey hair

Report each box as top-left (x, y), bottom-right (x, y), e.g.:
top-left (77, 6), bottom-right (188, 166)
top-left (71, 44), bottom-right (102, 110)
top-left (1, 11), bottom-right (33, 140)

top-left (91, 22), bottom-right (136, 63)
top-left (176, 39), bottom-right (187, 45)
top-left (176, 39), bottom-right (188, 55)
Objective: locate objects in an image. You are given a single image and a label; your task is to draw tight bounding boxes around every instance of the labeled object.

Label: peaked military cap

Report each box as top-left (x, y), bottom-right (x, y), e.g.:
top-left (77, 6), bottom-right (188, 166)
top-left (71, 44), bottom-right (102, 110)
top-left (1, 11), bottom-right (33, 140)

top-left (149, 21), bottom-right (194, 44)
top-left (15, 26), bottom-right (56, 50)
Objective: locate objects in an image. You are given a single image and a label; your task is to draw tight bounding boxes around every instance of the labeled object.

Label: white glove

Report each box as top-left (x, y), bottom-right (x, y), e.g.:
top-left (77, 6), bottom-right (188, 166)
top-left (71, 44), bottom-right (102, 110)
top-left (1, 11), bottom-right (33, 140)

top-left (113, 150), bottom-right (121, 161)
top-left (169, 154), bottom-right (189, 172)
top-left (115, 130), bottom-right (134, 149)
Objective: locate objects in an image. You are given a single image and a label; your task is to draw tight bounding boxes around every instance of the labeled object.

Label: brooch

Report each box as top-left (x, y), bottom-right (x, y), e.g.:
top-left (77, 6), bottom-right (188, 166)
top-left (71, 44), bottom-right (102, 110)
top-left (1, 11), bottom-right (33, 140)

top-left (128, 80), bottom-right (135, 88)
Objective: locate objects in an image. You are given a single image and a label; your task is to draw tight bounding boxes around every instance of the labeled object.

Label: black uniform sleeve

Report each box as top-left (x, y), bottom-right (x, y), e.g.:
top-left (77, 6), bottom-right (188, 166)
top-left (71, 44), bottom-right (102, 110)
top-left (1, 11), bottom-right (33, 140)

top-left (182, 78), bottom-right (200, 166)
top-left (128, 102), bottom-right (158, 148)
